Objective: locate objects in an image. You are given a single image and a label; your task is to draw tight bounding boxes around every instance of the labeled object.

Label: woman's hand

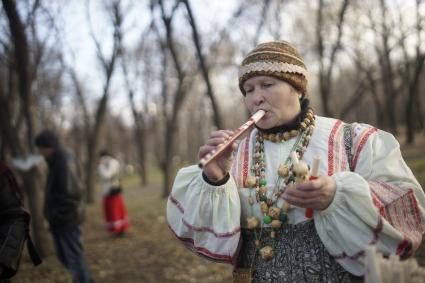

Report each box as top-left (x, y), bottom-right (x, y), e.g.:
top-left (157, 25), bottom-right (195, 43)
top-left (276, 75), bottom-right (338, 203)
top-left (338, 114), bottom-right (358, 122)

top-left (198, 130), bottom-right (237, 182)
top-left (282, 176), bottom-right (336, 211)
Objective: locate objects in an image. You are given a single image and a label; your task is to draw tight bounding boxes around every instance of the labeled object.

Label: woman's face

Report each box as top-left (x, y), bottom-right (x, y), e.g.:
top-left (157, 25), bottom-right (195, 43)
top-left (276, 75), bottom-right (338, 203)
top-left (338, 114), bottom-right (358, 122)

top-left (243, 76), bottom-right (301, 129)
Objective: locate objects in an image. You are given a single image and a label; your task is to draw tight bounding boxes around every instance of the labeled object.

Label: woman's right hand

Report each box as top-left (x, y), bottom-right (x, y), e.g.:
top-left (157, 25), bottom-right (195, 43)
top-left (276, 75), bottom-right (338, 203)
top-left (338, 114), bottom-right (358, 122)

top-left (198, 130), bottom-right (237, 182)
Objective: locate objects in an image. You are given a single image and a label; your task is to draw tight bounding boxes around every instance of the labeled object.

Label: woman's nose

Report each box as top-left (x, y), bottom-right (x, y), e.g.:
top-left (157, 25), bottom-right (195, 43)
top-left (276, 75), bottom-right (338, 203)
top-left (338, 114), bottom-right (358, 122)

top-left (253, 89), bottom-right (265, 105)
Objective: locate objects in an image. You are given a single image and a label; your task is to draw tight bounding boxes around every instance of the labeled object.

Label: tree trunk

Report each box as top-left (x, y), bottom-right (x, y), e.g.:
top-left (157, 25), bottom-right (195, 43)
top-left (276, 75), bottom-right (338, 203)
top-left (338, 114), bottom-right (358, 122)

top-left (405, 56), bottom-right (425, 144)
top-left (162, 130), bottom-right (173, 198)
top-left (182, 0), bottom-right (223, 129)
top-left (378, 0), bottom-right (398, 134)
top-left (2, 0), bottom-right (34, 150)
top-left (2, 0), bottom-right (49, 256)
top-left (121, 55), bottom-right (148, 185)
top-left (404, 0), bottom-right (425, 144)
top-left (84, 2), bottom-right (121, 202)
top-left (405, 89), bottom-right (416, 145)
top-left (0, 94), bottom-right (49, 255)
top-left (85, 137), bottom-right (97, 203)
top-left (85, 86), bottom-right (111, 203)
top-left (252, 0), bottom-right (271, 46)
top-left (162, 117), bottom-right (178, 197)
top-left (415, 98), bottom-right (424, 131)
top-left (157, 0), bottom-right (190, 198)
top-left (368, 78), bottom-right (384, 129)
top-left (316, 0), bottom-right (349, 117)
top-left (128, 91), bottom-right (148, 185)
top-left (133, 113), bottom-right (148, 185)
top-left (21, 168), bottom-right (50, 257)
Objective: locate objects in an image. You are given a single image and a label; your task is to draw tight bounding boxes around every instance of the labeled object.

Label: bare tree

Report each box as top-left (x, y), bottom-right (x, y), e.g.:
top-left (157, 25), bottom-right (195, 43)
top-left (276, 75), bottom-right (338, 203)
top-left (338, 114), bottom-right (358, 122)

top-left (351, 52), bottom-right (383, 126)
top-left (151, 0), bottom-right (195, 197)
top-left (269, 0), bottom-right (284, 40)
top-left (316, 0), bottom-right (349, 117)
top-left (399, 0), bottom-right (425, 144)
top-left (364, 0), bottom-right (400, 133)
top-left (253, 0), bottom-right (271, 46)
top-left (119, 25), bottom-right (151, 185)
top-left (2, 0), bottom-right (49, 256)
top-left (84, 0), bottom-right (122, 202)
top-left (2, 0), bottom-right (34, 146)
top-left (123, 67), bottom-right (149, 184)
top-left (69, 67), bottom-right (91, 139)
top-left (67, 64), bottom-right (91, 178)
top-left (181, 0), bottom-right (223, 129)
top-left (339, 31), bottom-right (384, 127)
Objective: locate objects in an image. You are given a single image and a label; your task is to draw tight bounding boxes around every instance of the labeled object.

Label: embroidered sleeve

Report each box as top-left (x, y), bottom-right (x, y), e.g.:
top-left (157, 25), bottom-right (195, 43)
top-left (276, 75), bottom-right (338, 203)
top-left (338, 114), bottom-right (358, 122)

top-left (166, 165), bottom-right (241, 264)
top-left (314, 124), bottom-right (425, 276)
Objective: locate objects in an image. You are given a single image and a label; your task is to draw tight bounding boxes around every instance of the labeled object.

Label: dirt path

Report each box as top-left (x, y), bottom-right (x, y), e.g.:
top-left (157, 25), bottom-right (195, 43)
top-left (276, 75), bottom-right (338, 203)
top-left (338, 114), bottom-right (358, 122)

top-left (15, 181), bottom-right (233, 283)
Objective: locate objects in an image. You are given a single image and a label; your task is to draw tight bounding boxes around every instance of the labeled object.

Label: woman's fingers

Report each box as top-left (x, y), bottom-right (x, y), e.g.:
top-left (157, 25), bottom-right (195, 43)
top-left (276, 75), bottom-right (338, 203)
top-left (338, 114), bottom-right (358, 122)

top-left (198, 145), bottom-right (216, 159)
top-left (283, 177), bottom-right (336, 210)
top-left (199, 130), bottom-right (237, 182)
top-left (206, 137), bottom-right (229, 147)
top-left (199, 130), bottom-right (235, 159)
top-left (208, 130), bottom-right (234, 141)
top-left (283, 193), bottom-right (320, 208)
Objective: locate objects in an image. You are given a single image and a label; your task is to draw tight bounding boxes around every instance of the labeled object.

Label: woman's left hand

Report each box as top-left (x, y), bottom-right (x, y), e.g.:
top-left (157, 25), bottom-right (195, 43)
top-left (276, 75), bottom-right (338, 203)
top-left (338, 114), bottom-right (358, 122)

top-left (282, 176), bottom-right (336, 211)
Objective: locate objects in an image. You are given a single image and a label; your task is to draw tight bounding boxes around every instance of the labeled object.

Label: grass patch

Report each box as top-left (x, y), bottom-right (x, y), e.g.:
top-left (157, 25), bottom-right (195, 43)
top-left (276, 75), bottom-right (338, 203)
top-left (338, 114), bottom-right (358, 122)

top-left (148, 167), bottom-right (164, 184)
top-left (405, 154), bottom-right (425, 188)
top-left (121, 167), bottom-right (165, 190)
top-left (120, 173), bottom-right (141, 189)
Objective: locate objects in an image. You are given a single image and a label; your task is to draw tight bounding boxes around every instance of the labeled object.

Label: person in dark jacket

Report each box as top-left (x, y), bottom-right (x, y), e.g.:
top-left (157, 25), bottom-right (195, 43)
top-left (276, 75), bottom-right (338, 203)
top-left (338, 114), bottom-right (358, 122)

top-left (0, 160), bottom-right (41, 283)
top-left (34, 129), bottom-right (94, 283)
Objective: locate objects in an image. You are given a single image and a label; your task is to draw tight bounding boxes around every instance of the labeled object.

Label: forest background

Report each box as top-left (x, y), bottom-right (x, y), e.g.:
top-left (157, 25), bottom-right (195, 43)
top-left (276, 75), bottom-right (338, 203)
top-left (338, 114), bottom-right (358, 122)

top-left (1, 0), bottom-right (425, 282)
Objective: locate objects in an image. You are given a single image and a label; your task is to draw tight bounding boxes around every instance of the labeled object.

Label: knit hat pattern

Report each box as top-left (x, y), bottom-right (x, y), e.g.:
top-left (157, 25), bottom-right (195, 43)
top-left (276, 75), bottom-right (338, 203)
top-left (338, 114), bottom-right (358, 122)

top-left (238, 41), bottom-right (308, 97)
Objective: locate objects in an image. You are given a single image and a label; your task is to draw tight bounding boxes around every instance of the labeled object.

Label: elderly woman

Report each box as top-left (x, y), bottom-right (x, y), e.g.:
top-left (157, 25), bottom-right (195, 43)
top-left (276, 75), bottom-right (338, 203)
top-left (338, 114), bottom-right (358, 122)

top-left (166, 41), bottom-right (425, 282)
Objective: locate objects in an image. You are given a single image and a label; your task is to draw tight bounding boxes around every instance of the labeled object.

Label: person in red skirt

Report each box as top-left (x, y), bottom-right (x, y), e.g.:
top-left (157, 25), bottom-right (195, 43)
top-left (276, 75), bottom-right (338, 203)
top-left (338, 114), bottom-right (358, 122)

top-left (97, 151), bottom-right (129, 236)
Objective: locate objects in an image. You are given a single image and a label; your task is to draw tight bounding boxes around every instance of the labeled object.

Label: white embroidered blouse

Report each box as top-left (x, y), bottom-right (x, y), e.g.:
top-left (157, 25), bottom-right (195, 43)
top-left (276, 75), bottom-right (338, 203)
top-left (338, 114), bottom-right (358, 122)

top-left (97, 156), bottom-right (121, 196)
top-left (166, 116), bottom-right (425, 276)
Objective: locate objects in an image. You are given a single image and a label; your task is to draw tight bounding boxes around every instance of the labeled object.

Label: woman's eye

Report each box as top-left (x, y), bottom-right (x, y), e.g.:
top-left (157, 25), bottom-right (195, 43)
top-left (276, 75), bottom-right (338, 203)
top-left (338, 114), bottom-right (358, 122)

top-left (245, 88), bottom-right (253, 94)
top-left (263, 82), bottom-right (273, 88)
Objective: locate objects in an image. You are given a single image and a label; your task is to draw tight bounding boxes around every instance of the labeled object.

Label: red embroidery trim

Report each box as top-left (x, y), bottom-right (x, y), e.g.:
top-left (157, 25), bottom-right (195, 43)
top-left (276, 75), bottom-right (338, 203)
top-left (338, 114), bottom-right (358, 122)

top-left (333, 125), bottom-right (343, 173)
top-left (352, 127), bottom-right (377, 170)
top-left (408, 189), bottom-right (424, 230)
top-left (181, 218), bottom-right (241, 238)
top-left (333, 217), bottom-right (383, 260)
top-left (396, 238), bottom-right (410, 256)
top-left (169, 195), bottom-right (241, 238)
top-left (169, 195), bottom-right (184, 213)
top-left (242, 133), bottom-right (251, 187)
top-left (328, 120), bottom-right (343, 176)
top-left (168, 225), bottom-right (233, 263)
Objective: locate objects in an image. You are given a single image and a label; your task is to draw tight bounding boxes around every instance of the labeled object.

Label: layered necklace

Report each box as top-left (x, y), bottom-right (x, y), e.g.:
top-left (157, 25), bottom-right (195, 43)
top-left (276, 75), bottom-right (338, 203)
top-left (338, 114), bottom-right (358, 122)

top-left (245, 107), bottom-right (315, 261)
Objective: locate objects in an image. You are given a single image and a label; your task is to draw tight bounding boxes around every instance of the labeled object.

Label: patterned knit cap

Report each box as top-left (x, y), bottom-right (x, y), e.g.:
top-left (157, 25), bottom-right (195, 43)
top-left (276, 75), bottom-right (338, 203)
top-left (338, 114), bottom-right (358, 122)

top-left (238, 40), bottom-right (308, 97)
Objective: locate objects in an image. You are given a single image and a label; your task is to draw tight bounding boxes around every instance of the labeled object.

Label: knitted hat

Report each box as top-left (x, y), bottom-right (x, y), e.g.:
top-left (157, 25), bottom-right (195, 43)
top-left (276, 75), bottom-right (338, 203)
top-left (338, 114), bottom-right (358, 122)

top-left (238, 41), bottom-right (308, 97)
top-left (34, 129), bottom-right (60, 149)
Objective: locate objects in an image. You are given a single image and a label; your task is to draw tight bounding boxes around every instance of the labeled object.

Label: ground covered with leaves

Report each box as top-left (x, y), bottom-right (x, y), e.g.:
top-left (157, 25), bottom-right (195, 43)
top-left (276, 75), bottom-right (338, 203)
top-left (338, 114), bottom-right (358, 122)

top-left (15, 174), bottom-right (233, 283)
top-left (14, 134), bottom-right (425, 283)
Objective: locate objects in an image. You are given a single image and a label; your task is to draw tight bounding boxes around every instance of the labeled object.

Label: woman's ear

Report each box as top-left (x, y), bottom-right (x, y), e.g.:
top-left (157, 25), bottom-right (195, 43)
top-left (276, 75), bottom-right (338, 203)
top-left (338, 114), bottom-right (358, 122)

top-left (295, 90), bottom-right (302, 100)
top-left (290, 87), bottom-right (302, 100)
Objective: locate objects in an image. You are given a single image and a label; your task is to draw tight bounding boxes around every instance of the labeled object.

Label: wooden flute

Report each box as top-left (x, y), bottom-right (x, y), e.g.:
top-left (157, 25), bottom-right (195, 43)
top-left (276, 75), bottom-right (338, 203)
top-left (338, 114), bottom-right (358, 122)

top-left (198, 110), bottom-right (266, 168)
